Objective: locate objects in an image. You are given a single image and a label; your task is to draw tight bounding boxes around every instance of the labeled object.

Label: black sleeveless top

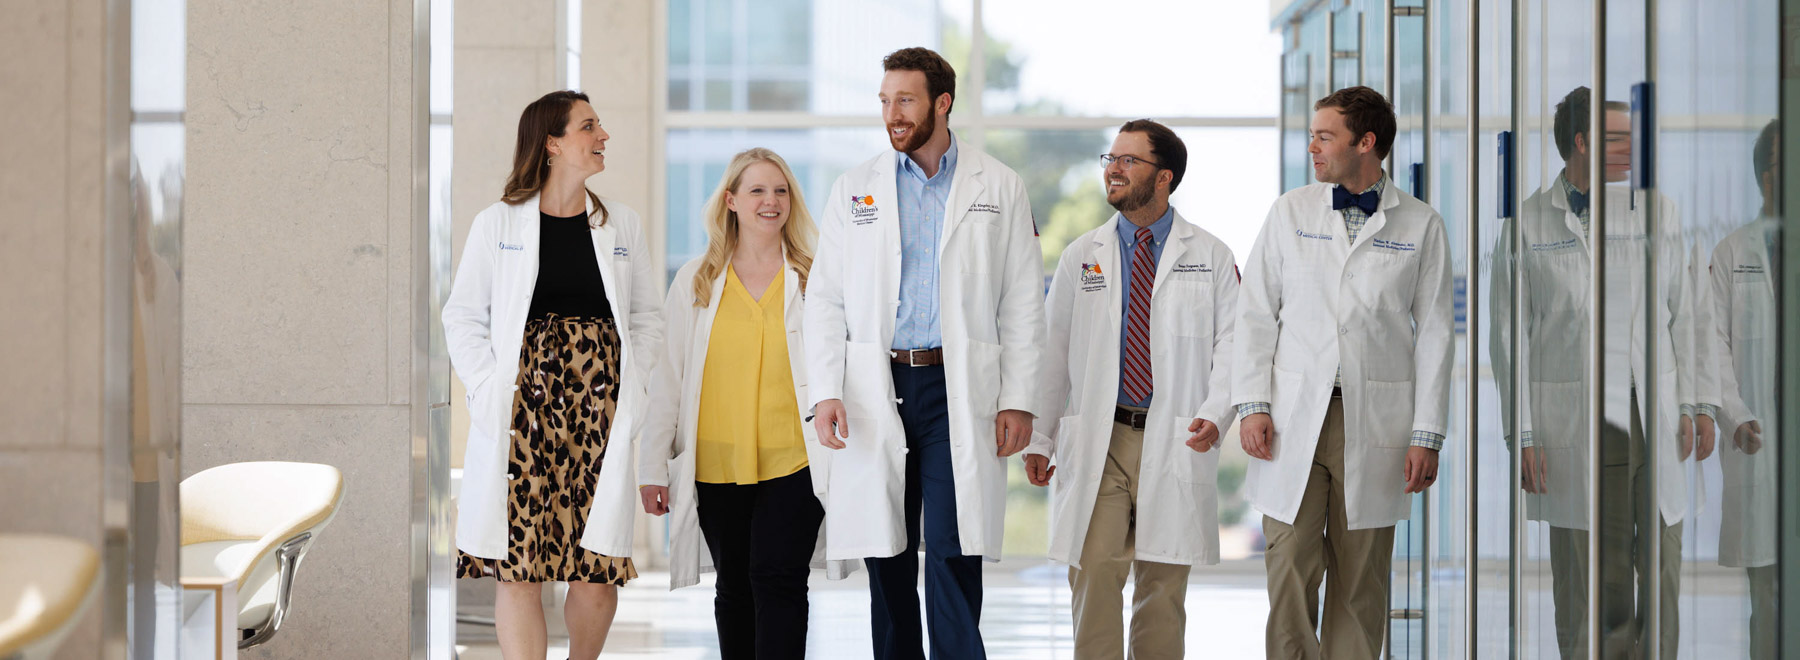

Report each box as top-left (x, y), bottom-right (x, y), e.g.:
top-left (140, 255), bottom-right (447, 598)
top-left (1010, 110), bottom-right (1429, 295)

top-left (526, 210), bottom-right (613, 320)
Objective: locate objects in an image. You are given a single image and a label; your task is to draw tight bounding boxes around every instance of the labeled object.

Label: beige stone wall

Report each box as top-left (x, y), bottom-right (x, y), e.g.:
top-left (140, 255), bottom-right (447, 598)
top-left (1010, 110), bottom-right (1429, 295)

top-left (183, 0), bottom-right (424, 656)
top-left (0, 0), bottom-right (110, 657)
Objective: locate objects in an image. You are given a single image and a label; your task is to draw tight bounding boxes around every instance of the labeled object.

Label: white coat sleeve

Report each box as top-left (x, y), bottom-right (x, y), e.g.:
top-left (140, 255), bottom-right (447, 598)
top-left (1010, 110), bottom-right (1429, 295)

top-left (1231, 203), bottom-right (1285, 408)
top-left (996, 175), bottom-right (1047, 416)
top-left (1195, 244), bottom-right (1241, 429)
top-left (1026, 245), bottom-right (1080, 459)
top-left (1710, 241), bottom-right (1757, 428)
top-left (1488, 218), bottom-right (1535, 448)
top-left (804, 174), bottom-right (851, 408)
top-left (1661, 207), bottom-right (1698, 414)
top-left (638, 274), bottom-right (693, 488)
top-left (1409, 213), bottom-right (1455, 439)
top-left (444, 208), bottom-right (498, 393)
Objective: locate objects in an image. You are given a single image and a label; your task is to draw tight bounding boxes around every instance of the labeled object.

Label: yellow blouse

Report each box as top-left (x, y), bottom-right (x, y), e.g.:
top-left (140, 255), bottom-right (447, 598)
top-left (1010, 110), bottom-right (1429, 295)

top-left (693, 266), bottom-right (810, 485)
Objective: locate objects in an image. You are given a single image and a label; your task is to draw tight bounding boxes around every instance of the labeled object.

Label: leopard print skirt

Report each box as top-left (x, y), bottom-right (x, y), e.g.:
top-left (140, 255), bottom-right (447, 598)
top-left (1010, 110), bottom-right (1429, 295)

top-left (456, 314), bottom-right (637, 585)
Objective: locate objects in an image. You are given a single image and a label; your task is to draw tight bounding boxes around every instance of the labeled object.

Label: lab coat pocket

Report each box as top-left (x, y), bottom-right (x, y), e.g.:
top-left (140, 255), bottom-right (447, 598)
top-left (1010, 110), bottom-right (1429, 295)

top-left (1362, 379), bottom-right (1415, 448)
top-left (1049, 415), bottom-right (1081, 496)
top-left (465, 370), bottom-right (500, 437)
top-left (958, 220), bottom-right (1003, 274)
top-left (1528, 380), bottom-right (1584, 450)
top-left (1172, 437), bottom-right (1221, 484)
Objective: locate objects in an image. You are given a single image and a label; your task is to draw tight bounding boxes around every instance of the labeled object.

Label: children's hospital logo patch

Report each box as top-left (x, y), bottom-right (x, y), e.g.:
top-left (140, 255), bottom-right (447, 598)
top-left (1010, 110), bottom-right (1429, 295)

top-left (851, 195), bottom-right (879, 225)
top-left (1080, 263), bottom-right (1106, 292)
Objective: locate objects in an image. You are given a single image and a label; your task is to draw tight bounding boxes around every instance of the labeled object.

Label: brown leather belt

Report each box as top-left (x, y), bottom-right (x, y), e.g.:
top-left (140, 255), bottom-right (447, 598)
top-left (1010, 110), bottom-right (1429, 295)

top-left (1114, 406), bottom-right (1149, 431)
top-left (1332, 386), bottom-right (1344, 398)
top-left (890, 347), bottom-right (944, 367)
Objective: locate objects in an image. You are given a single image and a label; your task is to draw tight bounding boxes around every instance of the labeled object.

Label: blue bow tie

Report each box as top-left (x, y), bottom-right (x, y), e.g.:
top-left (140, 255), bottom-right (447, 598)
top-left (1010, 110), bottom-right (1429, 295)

top-left (1566, 188), bottom-right (1589, 217)
top-left (1332, 185), bottom-right (1380, 215)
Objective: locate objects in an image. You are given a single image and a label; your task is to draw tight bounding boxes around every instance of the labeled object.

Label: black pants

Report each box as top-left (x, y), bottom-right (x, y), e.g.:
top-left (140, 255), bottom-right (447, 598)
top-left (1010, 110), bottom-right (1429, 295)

top-left (696, 467), bottom-right (825, 659)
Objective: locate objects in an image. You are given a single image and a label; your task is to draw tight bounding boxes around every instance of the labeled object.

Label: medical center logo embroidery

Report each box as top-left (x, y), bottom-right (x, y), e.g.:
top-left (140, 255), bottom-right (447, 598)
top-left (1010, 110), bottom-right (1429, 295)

top-left (851, 195), bottom-right (879, 225)
top-left (1080, 263), bottom-right (1106, 292)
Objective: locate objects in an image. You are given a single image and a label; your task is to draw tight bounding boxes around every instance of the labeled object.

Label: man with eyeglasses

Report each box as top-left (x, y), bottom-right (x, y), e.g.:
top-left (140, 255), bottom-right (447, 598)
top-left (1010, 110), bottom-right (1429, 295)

top-left (1026, 119), bottom-right (1240, 658)
top-left (1491, 85), bottom-right (1705, 659)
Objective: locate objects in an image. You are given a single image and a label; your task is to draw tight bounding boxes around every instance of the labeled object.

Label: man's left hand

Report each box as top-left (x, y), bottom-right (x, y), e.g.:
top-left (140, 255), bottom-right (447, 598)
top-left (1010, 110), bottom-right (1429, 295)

top-left (1403, 447), bottom-right (1439, 494)
top-left (996, 409), bottom-right (1033, 457)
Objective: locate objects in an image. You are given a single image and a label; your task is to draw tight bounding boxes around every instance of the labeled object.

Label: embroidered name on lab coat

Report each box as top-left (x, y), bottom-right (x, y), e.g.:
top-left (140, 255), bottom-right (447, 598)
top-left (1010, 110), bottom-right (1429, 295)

top-left (613, 246), bottom-right (630, 258)
top-left (1296, 229), bottom-right (1333, 241)
top-left (1530, 238), bottom-right (1579, 252)
top-left (1171, 263), bottom-right (1212, 274)
top-left (967, 202), bottom-right (1001, 214)
top-left (1734, 264), bottom-right (1766, 275)
top-left (1080, 263), bottom-right (1106, 292)
top-left (1372, 238), bottom-right (1417, 252)
top-left (499, 242), bottom-right (525, 251)
top-left (851, 195), bottom-right (879, 225)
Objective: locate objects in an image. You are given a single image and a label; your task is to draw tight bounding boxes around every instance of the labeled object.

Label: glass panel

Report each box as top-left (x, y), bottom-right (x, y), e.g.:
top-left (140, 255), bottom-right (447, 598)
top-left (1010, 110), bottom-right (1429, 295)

top-left (1656, 0), bottom-right (1780, 658)
top-left (979, 0), bottom-right (1279, 117)
top-left (667, 0), bottom-right (947, 113)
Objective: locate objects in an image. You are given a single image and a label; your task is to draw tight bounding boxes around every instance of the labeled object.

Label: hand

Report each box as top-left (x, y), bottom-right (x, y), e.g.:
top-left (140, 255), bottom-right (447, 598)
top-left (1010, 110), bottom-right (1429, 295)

top-left (1522, 446), bottom-right (1549, 494)
top-left (996, 410), bottom-right (1034, 457)
top-left (1679, 414), bottom-right (1695, 461)
top-left (1187, 418), bottom-right (1220, 453)
top-left (639, 485), bottom-right (670, 516)
top-left (813, 399), bottom-right (848, 450)
top-left (1696, 414), bottom-right (1717, 461)
top-left (1239, 413), bottom-right (1275, 460)
top-left (1024, 454), bottom-right (1055, 486)
top-left (1736, 420), bottom-right (1764, 455)
top-left (1403, 447), bottom-right (1439, 494)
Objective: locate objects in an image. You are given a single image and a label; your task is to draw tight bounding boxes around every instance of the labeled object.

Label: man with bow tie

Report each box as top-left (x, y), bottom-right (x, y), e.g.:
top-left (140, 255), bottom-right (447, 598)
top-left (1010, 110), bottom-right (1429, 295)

top-left (1233, 86), bottom-right (1455, 659)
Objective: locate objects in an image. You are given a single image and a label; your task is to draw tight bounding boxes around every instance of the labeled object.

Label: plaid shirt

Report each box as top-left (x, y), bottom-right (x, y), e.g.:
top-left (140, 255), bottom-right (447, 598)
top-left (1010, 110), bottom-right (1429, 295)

top-left (1238, 176), bottom-right (1445, 451)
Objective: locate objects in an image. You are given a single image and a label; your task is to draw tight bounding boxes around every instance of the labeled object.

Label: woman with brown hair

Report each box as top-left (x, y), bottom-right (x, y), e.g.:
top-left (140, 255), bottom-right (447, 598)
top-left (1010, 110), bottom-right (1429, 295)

top-left (444, 90), bottom-right (663, 660)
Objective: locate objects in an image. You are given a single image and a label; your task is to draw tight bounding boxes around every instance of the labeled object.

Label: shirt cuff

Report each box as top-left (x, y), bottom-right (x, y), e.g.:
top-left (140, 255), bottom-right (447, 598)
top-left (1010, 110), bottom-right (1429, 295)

top-left (1410, 431), bottom-right (1445, 451)
top-left (1680, 403), bottom-right (1695, 418)
top-left (1694, 403), bottom-right (1720, 420)
top-left (1237, 402), bottom-right (1272, 417)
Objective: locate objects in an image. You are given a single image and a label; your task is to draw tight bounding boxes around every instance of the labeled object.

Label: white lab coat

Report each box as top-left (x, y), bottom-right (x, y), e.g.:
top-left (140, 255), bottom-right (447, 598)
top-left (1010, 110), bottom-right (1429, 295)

top-left (1709, 218), bottom-right (1778, 568)
top-left (803, 143), bottom-right (1046, 562)
top-left (637, 256), bottom-right (856, 588)
top-left (1233, 178), bottom-right (1455, 530)
top-left (1489, 182), bottom-right (1692, 530)
top-left (443, 195), bottom-right (663, 559)
top-left (1029, 211), bottom-right (1239, 567)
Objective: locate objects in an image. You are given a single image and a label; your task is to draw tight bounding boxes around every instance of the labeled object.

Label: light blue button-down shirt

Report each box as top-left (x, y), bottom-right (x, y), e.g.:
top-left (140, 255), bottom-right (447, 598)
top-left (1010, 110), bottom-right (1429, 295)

top-left (1117, 207), bottom-right (1174, 407)
top-left (892, 135), bottom-right (960, 351)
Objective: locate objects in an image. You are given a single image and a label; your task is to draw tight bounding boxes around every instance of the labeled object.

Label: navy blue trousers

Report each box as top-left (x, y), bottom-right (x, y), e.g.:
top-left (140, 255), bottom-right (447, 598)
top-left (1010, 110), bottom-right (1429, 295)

top-left (864, 363), bottom-right (986, 660)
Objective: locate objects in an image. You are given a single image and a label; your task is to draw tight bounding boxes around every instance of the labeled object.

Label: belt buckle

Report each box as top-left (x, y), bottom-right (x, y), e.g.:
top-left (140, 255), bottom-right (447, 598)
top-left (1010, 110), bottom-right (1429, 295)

top-left (1130, 411), bottom-right (1148, 431)
top-left (910, 349), bottom-right (929, 367)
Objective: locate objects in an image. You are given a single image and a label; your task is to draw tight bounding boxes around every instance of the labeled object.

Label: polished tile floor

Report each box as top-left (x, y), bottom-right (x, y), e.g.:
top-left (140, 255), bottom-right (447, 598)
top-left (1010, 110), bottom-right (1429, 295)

top-left (456, 558), bottom-right (1274, 659)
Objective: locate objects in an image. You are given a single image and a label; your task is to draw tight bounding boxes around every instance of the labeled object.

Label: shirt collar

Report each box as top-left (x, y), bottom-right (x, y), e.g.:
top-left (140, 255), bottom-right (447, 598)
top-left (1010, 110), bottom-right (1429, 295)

top-left (897, 132), bottom-right (960, 182)
top-left (1117, 205), bottom-right (1175, 247)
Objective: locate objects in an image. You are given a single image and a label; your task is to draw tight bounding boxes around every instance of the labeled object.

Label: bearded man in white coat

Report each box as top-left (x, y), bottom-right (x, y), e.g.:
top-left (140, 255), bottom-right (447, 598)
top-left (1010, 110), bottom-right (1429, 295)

top-left (1027, 119), bottom-right (1240, 659)
top-left (805, 47), bottom-right (1046, 660)
top-left (1235, 86), bottom-right (1455, 660)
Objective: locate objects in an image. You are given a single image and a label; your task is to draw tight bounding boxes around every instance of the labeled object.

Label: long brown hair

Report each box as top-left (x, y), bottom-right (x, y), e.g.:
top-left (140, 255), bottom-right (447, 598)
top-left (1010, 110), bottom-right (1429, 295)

top-left (692, 148), bottom-right (816, 307)
top-left (502, 90), bottom-right (609, 226)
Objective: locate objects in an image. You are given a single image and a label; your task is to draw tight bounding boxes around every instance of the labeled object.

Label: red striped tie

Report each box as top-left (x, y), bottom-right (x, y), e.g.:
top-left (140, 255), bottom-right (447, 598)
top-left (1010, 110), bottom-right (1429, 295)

top-left (1123, 227), bottom-right (1155, 401)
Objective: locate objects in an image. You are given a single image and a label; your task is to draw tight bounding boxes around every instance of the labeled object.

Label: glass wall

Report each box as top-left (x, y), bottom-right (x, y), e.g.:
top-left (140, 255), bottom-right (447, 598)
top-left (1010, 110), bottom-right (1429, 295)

top-left (1278, 0), bottom-right (1786, 657)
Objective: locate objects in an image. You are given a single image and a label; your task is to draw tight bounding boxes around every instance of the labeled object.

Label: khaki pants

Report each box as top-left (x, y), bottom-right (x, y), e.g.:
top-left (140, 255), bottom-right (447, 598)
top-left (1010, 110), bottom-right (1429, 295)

top-left (1069, 410), bottom-right (1192, 660)
top-left (1547, 391), bottom-right (1681, 660)
top-left (1262, 398), bottom-right (1395, 660)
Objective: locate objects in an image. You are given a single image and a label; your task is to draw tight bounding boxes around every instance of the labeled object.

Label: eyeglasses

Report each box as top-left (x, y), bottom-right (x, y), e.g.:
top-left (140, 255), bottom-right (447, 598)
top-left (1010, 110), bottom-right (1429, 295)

top-left (1100, 153), bottom-right (1161, 169)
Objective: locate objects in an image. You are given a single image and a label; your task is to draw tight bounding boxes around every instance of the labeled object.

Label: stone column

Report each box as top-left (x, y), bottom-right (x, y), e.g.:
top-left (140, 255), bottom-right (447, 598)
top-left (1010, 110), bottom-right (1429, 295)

top-left (183, 0), bottom-right (426, 656)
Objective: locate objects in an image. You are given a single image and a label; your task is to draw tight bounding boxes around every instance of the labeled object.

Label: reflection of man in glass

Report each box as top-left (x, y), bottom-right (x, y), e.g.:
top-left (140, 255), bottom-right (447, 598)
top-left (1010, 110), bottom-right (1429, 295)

top-left (1708, 119), bottom-right (1780, 660)
top-left (1490, 86), bottom-right (1698, 659)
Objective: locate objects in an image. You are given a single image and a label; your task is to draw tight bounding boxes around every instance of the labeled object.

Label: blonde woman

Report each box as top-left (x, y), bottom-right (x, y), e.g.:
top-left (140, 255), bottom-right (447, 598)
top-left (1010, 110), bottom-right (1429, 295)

top-left (638, 148), bottom-right (843, 658)
top-left (444, 90), bottom-right (663, 660)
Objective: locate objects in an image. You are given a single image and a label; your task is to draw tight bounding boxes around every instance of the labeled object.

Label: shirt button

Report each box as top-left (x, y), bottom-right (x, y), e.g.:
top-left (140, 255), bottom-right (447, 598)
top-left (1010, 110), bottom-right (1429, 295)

top-left (1340, 326), bottom-right (1349, 335)
top-left (1346, 272), bottom-right (1355, 280)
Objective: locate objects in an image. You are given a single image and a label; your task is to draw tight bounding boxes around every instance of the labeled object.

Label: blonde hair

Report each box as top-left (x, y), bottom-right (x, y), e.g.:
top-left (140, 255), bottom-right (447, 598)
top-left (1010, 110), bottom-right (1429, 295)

top-left (692, 148), bottom-right (816, 307)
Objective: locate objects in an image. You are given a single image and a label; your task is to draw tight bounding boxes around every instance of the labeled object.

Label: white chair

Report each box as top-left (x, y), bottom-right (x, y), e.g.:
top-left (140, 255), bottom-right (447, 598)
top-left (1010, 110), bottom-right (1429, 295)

top-left (0, 534), bottom-right (101, 660)
top-left (179, 462), bottom-right (344, 650)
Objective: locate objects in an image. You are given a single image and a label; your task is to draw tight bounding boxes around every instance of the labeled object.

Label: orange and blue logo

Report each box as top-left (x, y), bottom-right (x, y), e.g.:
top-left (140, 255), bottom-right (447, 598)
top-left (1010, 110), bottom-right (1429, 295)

top-left (1081, 263), bottom-right (1103, 276)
